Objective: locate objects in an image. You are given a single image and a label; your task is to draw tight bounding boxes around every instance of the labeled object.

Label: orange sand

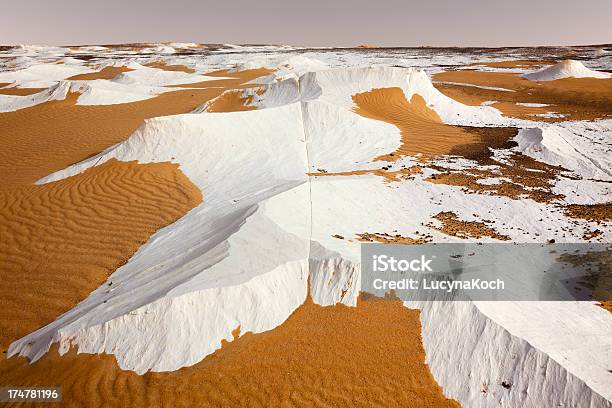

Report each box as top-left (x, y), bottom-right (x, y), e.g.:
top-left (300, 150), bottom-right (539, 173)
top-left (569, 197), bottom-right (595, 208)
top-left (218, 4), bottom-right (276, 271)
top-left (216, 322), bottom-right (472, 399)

top-left (564, 203), bottom-right (612, 224)
top-left (583, 229), bottom-right (604, 241)
top-left (428, 211), bottom-right (510, 240)
top-left (427, 152), bottom-right (565, 203)
top-left (598, 301), bottom-right (612, 313)
top-left (0, 159), bottom-right (202, 351)
top-left (309, 166), bottom-right (422, 183)
top-left (0, 89), bottom-right (228, 190)
top-left (435, 70), bottom-right (540, 90)
top-left (0, 68), bottom-right (275, 348)
top-left (357, 232), bottom-right (432, 244)
top-left (0, 67), bottom-right (274, 190)
top-left (433, 70), bottom-right (612, 121)
top-left (98, 43), bottom-right (154, 50)
top-left (145, 61), bottom-right (196, 74)
top-left (0, 85), bottom-right (46, 96)
top-left (352, 88), bottom-right (478, 160)
top-left (467, 59), bottom-right (555, 69)
top-left (559, 251), bottom-right (611, 312)
top-left (170, 68), bottom-right (274, 89)
top-left (205, 90), bottom-right (256, 112)
top-left (0, 296), bottom-right (460, 408)
top-left (67, 66), bottom-right (134, 81)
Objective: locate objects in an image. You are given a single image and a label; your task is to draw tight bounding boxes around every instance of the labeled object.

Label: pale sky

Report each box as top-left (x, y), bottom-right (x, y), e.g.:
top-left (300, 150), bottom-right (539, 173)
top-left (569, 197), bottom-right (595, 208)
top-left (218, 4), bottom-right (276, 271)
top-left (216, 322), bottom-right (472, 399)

top-left (2, 0), bottom-right (611, 47)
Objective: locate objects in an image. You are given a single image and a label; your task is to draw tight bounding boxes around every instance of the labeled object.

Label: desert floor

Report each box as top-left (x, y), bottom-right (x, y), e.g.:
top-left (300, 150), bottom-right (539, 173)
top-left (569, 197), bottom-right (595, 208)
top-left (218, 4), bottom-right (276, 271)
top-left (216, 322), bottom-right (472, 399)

top-left (0, 43), bottom-right (610, 407)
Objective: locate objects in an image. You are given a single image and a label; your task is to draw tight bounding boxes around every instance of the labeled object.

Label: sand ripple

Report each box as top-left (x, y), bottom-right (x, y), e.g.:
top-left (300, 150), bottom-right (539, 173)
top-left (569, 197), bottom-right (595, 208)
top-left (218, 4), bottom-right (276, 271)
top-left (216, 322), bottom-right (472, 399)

top-left (0, 89), bottom-right (228, 190)
top-left (0, 297), bottom-right (459, 408)
top-left (0, 159), bottom-right (202, 351)
top-left (352, 87), bottom-right (477, 160)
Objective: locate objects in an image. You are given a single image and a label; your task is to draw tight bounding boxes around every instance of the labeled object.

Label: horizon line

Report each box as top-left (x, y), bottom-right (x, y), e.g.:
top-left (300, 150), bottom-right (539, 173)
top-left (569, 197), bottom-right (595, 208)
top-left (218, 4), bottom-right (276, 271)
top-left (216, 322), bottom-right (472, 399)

top-left (3, 42), bottom-right (612, 49)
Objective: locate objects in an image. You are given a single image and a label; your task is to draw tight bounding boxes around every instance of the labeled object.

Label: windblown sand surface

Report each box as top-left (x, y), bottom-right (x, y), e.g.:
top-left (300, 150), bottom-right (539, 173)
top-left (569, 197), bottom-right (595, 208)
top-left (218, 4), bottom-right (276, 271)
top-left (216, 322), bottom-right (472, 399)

top-left (0, 159), bottom-right (202, 351)
top-left (205, 90), bottom-right (256, 112)
top-left (1, 50), bottom-right (609, 407)
top-left (0, 67), bottom-right (268, 189)
top-left (0, 89), bottom-right (226, 189)
top-left (433, 70), bottom-right (612, 121)
top-left (468, 59), bottom-right (555, 69)
top-left (0, 296), bottom-right (460, 408)
top-left (352, 87), bottom-right (518, 162)
top-left (0, 85), bottom-right (46, 96)
top-left (170, 68), bottom-right (274, 89)
top-left (352, 88), bottom-right (478, 160)
top-left (145, 62), bottom-right (196, 73)
top-left (0, 68), bottom-right (276, 350)
top-left (0, 69), bottom-right (271, 190)
top-left (0, 67), bottom-right (273, 355)
top-left (67, 66), bottom-right (134, 80)
top-left (0, 68), bottom-right (272, 190)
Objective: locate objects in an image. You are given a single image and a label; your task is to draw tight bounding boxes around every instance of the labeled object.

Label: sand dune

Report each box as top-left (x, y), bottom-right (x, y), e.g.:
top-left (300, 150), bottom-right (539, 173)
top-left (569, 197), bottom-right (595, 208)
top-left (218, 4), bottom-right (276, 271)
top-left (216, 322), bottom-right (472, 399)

top-left (0, 89), bottom-right (228, 189)
top-left (352, 87), bottom-right (478, 160)
top-left (0, 159), bottom-right (202, 351)
top-left (0, 66), bottom-right (274, 380)
top-left (0, 296), bottom-right (459, 408)
top-left (523, 60), bottom-right (610, 81)
top-left (435, 71), bottom-right (537, 90)
top-left (67, 66), bottom-right (134, 81)
top-left (433, 69), bottom-right (612, 121)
